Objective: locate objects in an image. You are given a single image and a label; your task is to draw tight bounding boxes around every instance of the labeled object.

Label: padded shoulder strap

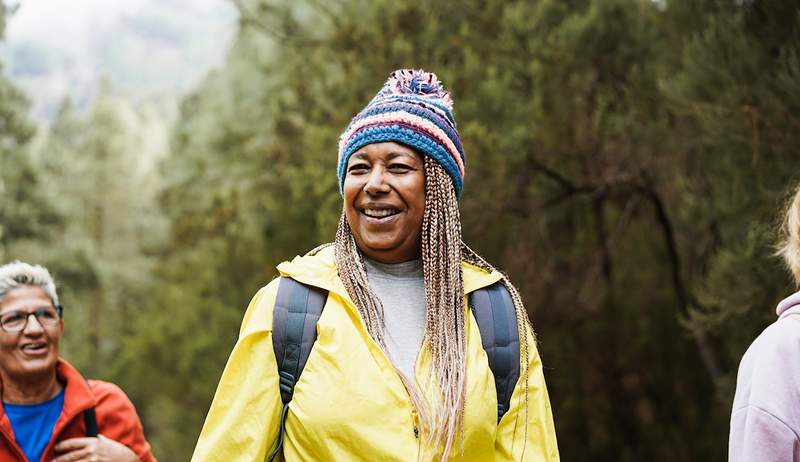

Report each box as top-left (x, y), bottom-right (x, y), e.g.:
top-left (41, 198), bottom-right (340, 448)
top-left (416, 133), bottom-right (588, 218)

top-left (84, 407), bottom-right (98, 437)
top-left (268, 277), bottom-right (327, 462)
top-left (272, 277), bottom-right (327, 403)
top-left (469, 281), bottom-right (520, 422)
top-left (82, 379), bottom-right (99, 437)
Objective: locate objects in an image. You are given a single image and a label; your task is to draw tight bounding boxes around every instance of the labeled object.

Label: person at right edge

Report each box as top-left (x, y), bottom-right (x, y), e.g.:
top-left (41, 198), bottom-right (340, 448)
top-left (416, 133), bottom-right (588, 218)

top-left (192, 69), bottom-right (559, 461)
top-left (730, 183), bottom-right (800, 461)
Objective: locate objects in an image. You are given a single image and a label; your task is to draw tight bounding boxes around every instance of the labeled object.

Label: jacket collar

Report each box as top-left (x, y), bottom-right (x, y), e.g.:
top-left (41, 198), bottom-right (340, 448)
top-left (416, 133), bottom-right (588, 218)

top-left (55, 358), bottom-right (96, 417)
top-left (277, 244), bottom-right (503, 298)
top-left (0, 358), bottom-right (93, 414)
top-left (0, 358), bottom-right (95, 452)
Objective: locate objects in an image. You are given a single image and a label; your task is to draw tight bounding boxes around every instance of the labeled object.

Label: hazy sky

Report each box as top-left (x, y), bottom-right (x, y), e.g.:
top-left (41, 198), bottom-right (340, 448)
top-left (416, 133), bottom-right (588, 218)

top-left (3, 0), bottom-right (238, 119)
top-left (7, 0), bottom-right (149, 48)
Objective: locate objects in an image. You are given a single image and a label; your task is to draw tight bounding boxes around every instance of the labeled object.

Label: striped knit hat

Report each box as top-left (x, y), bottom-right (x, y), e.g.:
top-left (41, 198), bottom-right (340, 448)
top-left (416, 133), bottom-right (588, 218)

top-left (337, 69), bottom-right (466, 197)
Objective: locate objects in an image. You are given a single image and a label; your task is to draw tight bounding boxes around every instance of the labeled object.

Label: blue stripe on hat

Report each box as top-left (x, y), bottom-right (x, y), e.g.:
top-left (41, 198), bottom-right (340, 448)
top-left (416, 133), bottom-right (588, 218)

top-left (338, 125), bottom-right (464, 197)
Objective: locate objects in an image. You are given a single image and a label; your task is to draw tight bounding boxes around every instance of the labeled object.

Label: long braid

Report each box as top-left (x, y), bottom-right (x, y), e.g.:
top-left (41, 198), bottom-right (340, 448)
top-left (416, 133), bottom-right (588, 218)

top-left (334, 215), bottom-right (387, 345)
top-left (335, 157), bottom-right (531, 460)
top-left (420, 157), bottom-right (466, 459)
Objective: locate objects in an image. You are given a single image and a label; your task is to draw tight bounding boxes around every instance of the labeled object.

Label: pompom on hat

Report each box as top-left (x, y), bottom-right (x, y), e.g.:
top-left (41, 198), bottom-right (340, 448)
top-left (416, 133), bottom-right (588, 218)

top-left (337, 69), bottom-right (466, 197)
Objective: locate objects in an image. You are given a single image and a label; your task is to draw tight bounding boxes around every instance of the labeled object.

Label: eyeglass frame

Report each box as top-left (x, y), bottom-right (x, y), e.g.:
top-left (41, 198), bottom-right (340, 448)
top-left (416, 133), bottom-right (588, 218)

top-left (0, 305), bottom-right (63, 333)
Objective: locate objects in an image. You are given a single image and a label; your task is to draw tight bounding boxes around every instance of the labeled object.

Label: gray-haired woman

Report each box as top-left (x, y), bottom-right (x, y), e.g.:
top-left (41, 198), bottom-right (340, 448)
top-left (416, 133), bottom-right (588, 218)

top-left (0, 261), bottom-right (156, 462)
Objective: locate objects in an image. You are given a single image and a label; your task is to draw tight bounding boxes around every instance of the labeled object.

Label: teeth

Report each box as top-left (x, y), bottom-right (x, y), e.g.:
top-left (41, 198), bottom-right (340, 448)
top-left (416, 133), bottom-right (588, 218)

top-left (364, 208), bottom-right (399, 218)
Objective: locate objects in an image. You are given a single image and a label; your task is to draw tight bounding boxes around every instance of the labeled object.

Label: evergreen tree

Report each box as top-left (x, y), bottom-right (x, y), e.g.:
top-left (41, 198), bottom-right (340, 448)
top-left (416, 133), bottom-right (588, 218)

top-left (105, 0), bottom-right (800, 459)
top-left (0, 4), bottom-right (59, 260)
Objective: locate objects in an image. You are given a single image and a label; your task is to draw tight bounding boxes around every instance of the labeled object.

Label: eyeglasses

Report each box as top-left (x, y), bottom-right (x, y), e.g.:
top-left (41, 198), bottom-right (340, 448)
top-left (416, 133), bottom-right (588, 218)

top-left (0, 306), bottom-right (63, 333)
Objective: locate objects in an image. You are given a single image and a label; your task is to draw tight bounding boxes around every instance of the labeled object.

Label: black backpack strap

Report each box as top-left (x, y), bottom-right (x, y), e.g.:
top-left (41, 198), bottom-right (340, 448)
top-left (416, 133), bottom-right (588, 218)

top-left (268, 277), bottom-right (327, 461)
top-left (470, 281), bottom-right (520, 422)
top-left (83, 407), bottom-right (98, 437)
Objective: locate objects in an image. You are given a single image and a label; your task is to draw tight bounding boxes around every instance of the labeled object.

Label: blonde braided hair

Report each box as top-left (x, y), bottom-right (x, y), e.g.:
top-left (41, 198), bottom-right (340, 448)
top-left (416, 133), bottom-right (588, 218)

top-left (335, 157), bottom-right (533, 459)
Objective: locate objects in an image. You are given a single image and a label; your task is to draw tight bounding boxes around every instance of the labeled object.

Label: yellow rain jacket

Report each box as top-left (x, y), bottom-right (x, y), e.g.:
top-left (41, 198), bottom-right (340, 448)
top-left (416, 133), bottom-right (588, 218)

top-left (192, 246), bottom-right (559, 461)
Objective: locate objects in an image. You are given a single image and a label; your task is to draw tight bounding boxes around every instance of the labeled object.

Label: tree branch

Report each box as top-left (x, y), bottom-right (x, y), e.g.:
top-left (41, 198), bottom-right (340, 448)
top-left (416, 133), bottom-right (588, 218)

top-left (639, 186), bottom-right (723, 382)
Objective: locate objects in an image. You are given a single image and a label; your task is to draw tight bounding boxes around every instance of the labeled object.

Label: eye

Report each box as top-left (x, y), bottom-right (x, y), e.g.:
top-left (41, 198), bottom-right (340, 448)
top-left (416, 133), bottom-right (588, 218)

top-left (388, 163), bottom-right (413, 172)
top-left (347, 163), bottom-right (370, 174)
top-left (36, 308), bottom-right (58, 321)
top-left (2, 312), bottom-right (26, 326)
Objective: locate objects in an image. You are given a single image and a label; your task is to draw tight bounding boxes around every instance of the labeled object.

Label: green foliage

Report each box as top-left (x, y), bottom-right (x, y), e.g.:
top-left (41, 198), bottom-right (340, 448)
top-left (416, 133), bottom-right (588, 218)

top-left (0, 3), bottom-right (59, 261)
top-left (3, 77), bottom-right (171, 443)
top-left (2, 0), bottom-right (800, 460)
top-left (126, 0), bottom-right (800, 460)
top-left (27, 87), bottom-right (170, 375)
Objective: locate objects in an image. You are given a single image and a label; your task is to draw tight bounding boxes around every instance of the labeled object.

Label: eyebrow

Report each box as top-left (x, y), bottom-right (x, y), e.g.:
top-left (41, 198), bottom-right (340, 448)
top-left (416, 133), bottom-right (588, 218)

top-left (350, 150), bottom-right (420, 164)
top-left (1, 306), bottom-right (53, 314)
top-left (386, 151), bottom-right (417, 161)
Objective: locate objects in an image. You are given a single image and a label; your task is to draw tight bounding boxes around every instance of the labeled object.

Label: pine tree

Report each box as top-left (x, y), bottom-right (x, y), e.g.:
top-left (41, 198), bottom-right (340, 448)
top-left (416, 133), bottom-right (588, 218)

top-left (0, 4), bottom-right (60, 260)
top-left (117, 0), bottom-right (800, 459)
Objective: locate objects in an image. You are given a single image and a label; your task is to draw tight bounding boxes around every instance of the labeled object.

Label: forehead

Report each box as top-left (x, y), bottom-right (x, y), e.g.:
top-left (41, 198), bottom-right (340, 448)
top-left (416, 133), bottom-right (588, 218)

top-left (0, 286), bottom-right (53, 313)
top-left (349, 142), bottom-right (422, 163)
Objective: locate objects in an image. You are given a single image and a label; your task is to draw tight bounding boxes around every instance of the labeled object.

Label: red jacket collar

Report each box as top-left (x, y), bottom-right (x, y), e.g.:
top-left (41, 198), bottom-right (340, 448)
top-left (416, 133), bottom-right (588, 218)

top-left (0, 358), bottom-right (96, 421)
top-left (0, 358), bottom-right (98, 460)
top-left (56, 358), bottom-right (96, 417)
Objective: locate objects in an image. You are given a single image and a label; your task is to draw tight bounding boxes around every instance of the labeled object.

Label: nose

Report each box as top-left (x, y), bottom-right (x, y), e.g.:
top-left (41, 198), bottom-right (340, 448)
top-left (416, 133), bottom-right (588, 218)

top-left (363, 166), bottom-right (390, 195)
top-left (22, 313), bottom-right (45, 334)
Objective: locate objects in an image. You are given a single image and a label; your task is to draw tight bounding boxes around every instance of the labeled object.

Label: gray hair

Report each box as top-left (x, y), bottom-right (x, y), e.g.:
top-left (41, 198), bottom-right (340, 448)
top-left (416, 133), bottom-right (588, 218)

top-left (0, 261), bottom-right (60, 307)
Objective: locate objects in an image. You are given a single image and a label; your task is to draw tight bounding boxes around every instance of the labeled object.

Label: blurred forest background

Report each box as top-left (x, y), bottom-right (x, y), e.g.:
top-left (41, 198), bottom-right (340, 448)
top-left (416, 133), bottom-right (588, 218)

top-left (2, 0), bottom-right (800, 460)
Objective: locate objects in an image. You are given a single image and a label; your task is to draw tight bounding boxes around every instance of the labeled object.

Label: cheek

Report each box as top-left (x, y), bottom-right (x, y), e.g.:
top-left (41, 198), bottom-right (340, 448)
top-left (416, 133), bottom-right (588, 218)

top-left (344, 199), bottom-right (358, 218)
top-left (343, 199), bottom-right (360, 230)
top-left (48, 324), bottom-right (64, 344)
top-left (0, 336), bottom-right (17, 352)
top-left (342, 181), bottom-right (361, 215)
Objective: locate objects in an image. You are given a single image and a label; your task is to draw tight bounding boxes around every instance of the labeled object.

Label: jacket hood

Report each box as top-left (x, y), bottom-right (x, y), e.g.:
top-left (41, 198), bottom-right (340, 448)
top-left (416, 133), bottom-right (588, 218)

top-left (776, 290), bottom-right (800, 319)
top-left (276, 244), bottom-right (504, 299)
top-left (276, 244), bottom-right (345, 296)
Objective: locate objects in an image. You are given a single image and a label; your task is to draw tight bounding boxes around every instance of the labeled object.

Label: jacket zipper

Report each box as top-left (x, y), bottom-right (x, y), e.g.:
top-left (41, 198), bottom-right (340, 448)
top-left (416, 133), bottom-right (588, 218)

top-left (412, 407), bottom-right (422, 461)
top-left (341, 297), bottom-right (423, 452)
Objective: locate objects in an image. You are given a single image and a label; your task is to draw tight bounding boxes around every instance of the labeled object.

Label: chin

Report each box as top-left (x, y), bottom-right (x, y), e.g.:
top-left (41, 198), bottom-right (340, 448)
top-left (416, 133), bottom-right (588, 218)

top-left (359, 235), bottom-right (399, 250)
top-left (18, 357), bottom-right (58, 376)
top-left (363, 242), bottom-right (403, 256)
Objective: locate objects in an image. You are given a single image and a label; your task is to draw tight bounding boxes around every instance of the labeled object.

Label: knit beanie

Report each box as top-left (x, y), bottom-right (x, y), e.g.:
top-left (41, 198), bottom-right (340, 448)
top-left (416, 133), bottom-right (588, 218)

top-left (337, 69), bottom-right (466, 197)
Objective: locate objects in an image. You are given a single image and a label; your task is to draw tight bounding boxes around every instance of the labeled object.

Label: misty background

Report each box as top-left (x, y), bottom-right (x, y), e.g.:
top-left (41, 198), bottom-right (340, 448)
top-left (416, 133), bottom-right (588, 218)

top-left (1, 1), bottom-right (799, 461)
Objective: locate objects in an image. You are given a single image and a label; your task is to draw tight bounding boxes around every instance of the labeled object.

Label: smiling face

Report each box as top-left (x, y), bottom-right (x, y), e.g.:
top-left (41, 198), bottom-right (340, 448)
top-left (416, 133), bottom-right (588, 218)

top-left (343, 142), bottom-right (426, 264)
top-left (0, 285), bottom-right (63, 384)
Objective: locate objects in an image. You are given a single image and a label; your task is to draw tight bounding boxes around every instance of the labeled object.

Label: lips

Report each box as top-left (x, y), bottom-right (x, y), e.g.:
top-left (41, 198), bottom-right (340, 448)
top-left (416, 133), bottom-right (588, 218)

top-left (362, 207), bottom-right (401, 218)
top-left (20, 342), bottom-right (48, 354)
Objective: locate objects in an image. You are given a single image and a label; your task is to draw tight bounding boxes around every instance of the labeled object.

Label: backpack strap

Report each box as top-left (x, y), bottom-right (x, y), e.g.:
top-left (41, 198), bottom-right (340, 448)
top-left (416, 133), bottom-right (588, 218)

top-left (83, 379), bottom-right (99, 437)
top-left (268, 277), bottom-right (327, 461)
top-left (83, 408), bottom-right (98, 437)
top-left (469, 281), bottom-right (520, 422)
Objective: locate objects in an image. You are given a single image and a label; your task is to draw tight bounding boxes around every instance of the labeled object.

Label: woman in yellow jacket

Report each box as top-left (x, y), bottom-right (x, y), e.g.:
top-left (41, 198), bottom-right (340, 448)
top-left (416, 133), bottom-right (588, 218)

top-left (192, 69), bottom-right (559, 462)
